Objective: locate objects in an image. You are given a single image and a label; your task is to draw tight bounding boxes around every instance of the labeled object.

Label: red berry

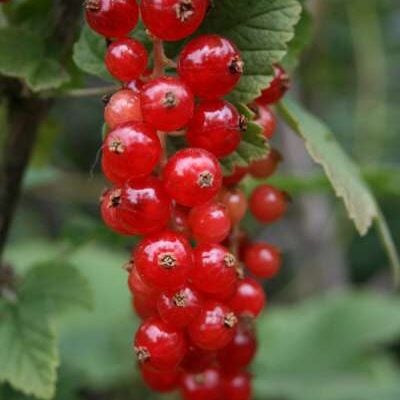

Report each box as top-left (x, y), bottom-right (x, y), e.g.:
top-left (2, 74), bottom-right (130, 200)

top-left (134, 317), bottom-right (187, 370)
top-left (85, 0), bottom-right (139, 38)
top-left (182, 346), bottom-right (215, 373)
top-left (128, 264), bottom-right (158, 298)
top-left (249, 148), bottom-right (282, 179)
top-left (217, 325), bottom-right (257, 371)
top-left (104, 89), bottom-right (143, 129)
top-left (100, 189), bottom-right (131, 235)
top-left (188, 202), bottom-right (231, 244)
top-left (105, 38), bottom-right (148, 82)
top-left (181, 368), bottom-right (222, 400)
top-left (157, 286), bottom-right (202, 328)
top-left (163, 148), bottom-right (222, 207)
top-left (187, 100), bottom-right (245, 158)
top-left (102, 178), bottom-right (171, 235)
top-left (102, 122), bottom-right (161, 184)
top-left (140, 0), bottom-right (208, 41)
top-left (223, 166), bottom-right (248, 187)
top-left (244, 242), bottom-right (281, 279)
top-left (141, 77), bottom-right (194, 131)
top-left (249, 184), bottom-right (288, 223)
top-left (222, 372), bottom-right (252, 400)
top-left (188, 301), bottom-right (237, 351)
top-left (192, 244), bottom-right (238, 298)
top-left (220, 187), bottom-right (248, 224)
top-left (132, 295), bottom-right (158, 319)
top-left (133, 230), bottom-right (193, 290)
top-left (253, 104), bottom-right (277, 139)
top-left (178, 34), bottom-right (243, 99)
top-left (140, 364), bottom-right (180, 393)
top-left (256, 64), bottom-right (290, 105)
top-left (171, 205), bottom-right (191, 236)
top-left (229, 277), bottom-right (266, 318)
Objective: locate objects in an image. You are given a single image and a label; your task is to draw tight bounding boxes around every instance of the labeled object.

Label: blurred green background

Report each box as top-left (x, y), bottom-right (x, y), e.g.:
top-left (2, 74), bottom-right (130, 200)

top-left (1, 0), bottom-right (400, 399)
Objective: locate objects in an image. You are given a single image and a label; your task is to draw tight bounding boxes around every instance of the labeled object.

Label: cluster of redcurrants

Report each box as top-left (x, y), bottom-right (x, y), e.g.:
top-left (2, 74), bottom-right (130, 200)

top-left (85, 0), bottom-right (289, 399)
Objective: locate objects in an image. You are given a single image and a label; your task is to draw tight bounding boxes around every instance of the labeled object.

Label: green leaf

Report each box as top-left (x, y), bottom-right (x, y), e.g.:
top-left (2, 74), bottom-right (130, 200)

top-left (26, 59), bottom-right (69, 92)
top-left (72, 25), bottom-right (113, 82)
top-left (220, 120), bottom-right (269, 175)
top-left (0, 302), bottom-right (58, 400)
top-left (278, 98), bottom-right (400, 284)
top-left (200, 0), bottom-right (302, 103)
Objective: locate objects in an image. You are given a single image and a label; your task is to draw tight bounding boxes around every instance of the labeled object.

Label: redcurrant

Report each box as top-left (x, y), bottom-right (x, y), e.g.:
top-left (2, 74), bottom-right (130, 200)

top-left (171, 205), bottom-right (191, 236)
top-left (181, 368), bottom-right (222, 400)
top-left (222, 371), bottom-right (252, 400)
top-left (256, 64), bottom-right (290, 105)
top-left (223, 166), bottom-right (248, 187)
top-left (249, 148), bottom-right (282, 179)
top-left (244, 242), bottom-right (281, 279)
top-left (253, 104), bottom-right (277, 139)
top-left (100, 189), bottom-right (131, 235)
top-left (140, 364), bottom-right (180, 393)
top-left (132, 295), bottom-right (158, 319)
top-left (181, 345), bottom-right (216, 373)
top-left (220, 187), bottom-right (248, 224)
top-left (128, 264), bottom-right (159, 298)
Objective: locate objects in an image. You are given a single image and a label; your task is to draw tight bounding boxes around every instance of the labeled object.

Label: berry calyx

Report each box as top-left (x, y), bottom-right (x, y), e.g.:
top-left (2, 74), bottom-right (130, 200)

top-left (141, 76), bottom-right (194, 131)
top-left (249, 148), bottom-right (282, 179)
top-left (84, 0), bottom-right (139, 38)
top-left (181, 368), bottom-right (222, 400)
top-left (187, 100), bottom-right (245, 158)
top-left (100, 189), bottom-right (131, 235)
top-left (102, 121), bottom-right (161, 184)
top-left (163, 148), bottom-right (222, 207)
top-left (140, 0), bottom-right (208, 41)
top-left (244, 242), bottom-right (282, 279)
top-left (178, 34), bottom-right (243, 99)
top-left (256, 64), bottom-right (290, 105)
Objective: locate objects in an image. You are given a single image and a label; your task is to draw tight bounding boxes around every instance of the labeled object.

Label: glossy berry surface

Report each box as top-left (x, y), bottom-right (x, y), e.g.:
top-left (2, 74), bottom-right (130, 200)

top-left (128, 265), bottom-right (158, 298)
top-left (253, 104), bottom-right (277, 139)
top-left (132, 294), bottom-right (158, 319)
top-left (250, 184), bottom-right (288, 223)
top-left (256, 64), bottom-right (290, 105)
top-left (105, 38), bottom-right (148, 82)
top-left (104, 89), bottom-right (143, 129)
top-left (244, 242), bottom-right (281, 279)
top-left (163, 148), bottom-right (222, 207)
top-left (157, 286), bottom-right (202, 327)
top-left (229, 277), bottom-right (266, 318)
top-left (220, 188), bottom-right (248, 224)
top-left (102, 178), bottom-right (171, 235)
top-left (134, 230), bottom-right (193, 290)
top-left (217, 325), bottom-right (257, 371)
top-left (222, 371), bottom-right (252, 400)
top-left (85, 0), bottom-right (139, 38)
top-left (102, 122), bottom-right (161, 184)
top-left (141, 76), bottom-right (194, 131)
top-left (223, 166), bottom-right (248, 187)
top-left (134, 317), bottom-right (186, 370)
top-left (249, 148), bottom-right (282, 178)
top-left (140, 0), bottom-right (208, 41)
top-left (181, 346), bottom-right (216, 373)
top-left (181, 368), bottom-right (222, 400)
top-left (192, 243), bottom-right (238, 297)
top-left (100, 189), bottom-right (131, 235)
top-left (178, 34), bottom-right (243, 99)
top-left (140, 364), bottom-right (180, 393)
top-left (188, 301), bottom-right (237, 350)
top-left (187, 100), bottom-right (244, 158)
top-left (171, 205), bottom-right (191, 236)
top-left (188, 202), bottom-right (231, 243)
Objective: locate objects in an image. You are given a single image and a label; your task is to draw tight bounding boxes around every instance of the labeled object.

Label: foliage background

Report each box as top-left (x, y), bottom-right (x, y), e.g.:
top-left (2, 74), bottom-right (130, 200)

top-left (0, 0), bottom-right (400, 399)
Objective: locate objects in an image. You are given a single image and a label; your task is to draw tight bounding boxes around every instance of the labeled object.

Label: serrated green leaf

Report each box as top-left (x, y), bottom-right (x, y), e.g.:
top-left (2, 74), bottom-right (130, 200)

top-left (200, 0), bottom-right (302, 103)
top-left (26, 59), bottom-right (70, 92)
top-left (0, 302), bottom-right (58, 400)
top-left (278, 99), bottom-right (400, 284)
top-left (220, 121), bottom-right (269, 175)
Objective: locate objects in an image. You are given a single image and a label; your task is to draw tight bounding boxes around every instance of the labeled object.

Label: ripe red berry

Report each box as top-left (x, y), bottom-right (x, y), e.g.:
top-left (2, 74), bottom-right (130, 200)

top-left (253, 104), bottom-right (277, 139)
top-left (128, 264), bottom-right (159, 298)
top-left (100, 189), bottom-right (131, 235)
top-left (133, 230), bottom-right (193, 290)
top-left (163, 148), bottom-right (222, 207)
top-left (181, 368), bottom-right (222, 400)
top-left (101, 178), bottom-right (171, 235)
top-left (188, 301), bottom-right (237, 351)
top-left (244, 242), bottom-right (281, 279)
top-left (223, 166), bottom-right (248, 187)
top-left (178, 34), bottom-right (243, 99)
top-left (256, 64), bottom-right (290, 105)
top-left (140, 0), bottom-right (208, 41)
top-left (157, 286), bottom-right (202, 328)
top-left (171, 205), bottom-right (191, 236)
top-left (105, 38), bottom-right (148, 82)
top-left (188, 202), bottom-right (231, 244)
top-left (250, 184), bottom-right (288, 223)
top-left (220, 187), bottom-right (248, 224)
top-left (222, 371), bottom-right (252, 400)
top-left (104, 89), bottom-right (143, 129)
top-left (132, 295), bottom-right (158, 319)
top-left (134, 317), bottom-right (187, 370)
top-left (181, 346), bottom-right (216, 373)
top-left (187, 100), bottom-right (245, 158)
top-left (229, 277), bottom-right (266, 318)
top-left (249, 148), bottom-right (282, 179)
top-left (141, 77), bottom-right (194, 131)
top-left (192, 244), bottom-right (238, 298)
top-left (217, 325), bottom-right (257, 371)
top-left (140, 364), bottom-right (180, 393)
top-left (102, 122), bottom-right (161, 184)
top-left (85, 0), bottom-right (139, 38)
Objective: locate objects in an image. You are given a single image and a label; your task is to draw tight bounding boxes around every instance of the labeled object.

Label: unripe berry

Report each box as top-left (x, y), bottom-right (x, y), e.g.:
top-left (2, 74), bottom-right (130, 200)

top-left (244, 242), bottom-right (281, 279)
